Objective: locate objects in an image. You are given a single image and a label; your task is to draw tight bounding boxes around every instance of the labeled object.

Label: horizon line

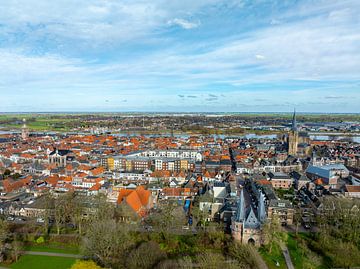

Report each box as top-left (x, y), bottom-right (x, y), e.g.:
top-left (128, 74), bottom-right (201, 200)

top-left (0, 111), bottom-right (360, 115)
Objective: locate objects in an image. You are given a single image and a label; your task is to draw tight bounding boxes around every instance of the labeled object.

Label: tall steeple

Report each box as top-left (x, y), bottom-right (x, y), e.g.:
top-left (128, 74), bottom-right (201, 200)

top-left (21, 118), bottom-right (29, 140)
top-left (235, 188), bottom-right (245, 222)
top-left (291, 109), bottom-right (297, 132)
top-left (288, 109), bottom-right (299, 156)
top-left (258, 192), bottom-right (266, 223)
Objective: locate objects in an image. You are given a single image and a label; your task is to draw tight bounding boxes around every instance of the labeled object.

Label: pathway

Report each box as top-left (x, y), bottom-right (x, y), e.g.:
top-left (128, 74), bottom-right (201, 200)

top-left (0, 251), bottom-right (81, 268)
top-left (280, 244), bottom-right (295, 269)
top-left (24, 251), bottom-right (82, 258)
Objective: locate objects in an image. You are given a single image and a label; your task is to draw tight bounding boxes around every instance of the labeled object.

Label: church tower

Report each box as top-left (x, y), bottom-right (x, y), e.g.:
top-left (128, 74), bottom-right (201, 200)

top-left (288, 110), bottom-right (298, 156)
top-left (21, 118), bottom-right (29, 140)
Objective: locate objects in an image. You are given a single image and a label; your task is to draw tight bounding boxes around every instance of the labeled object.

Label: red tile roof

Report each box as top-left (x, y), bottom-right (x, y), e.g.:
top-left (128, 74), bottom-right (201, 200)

top-left (345, 185), bottom-right (360, 193)
top-left (117, 186), bottom-right (152, 217)
top-left (3, 176), bottom-right (32, 192)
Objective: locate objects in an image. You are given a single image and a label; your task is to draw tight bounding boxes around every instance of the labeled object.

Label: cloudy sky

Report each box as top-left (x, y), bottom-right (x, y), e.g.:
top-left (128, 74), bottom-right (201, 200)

top-left (0, 0), bottom-right (359, 112)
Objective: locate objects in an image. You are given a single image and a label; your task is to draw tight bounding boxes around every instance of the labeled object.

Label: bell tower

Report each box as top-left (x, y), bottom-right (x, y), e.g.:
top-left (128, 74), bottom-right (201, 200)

top-left (21, 118), bottom-right (29, 140)
top-left (288, 110), bottom-right (298, 156)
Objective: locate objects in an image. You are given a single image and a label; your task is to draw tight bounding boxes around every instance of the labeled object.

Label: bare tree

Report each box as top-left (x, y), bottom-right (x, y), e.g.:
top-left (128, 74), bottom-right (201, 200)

top-left (41, 191), bottom-right (54, 234)
top-left (54, 195), bottom-right (66, 235)
top-left (0, 219), bottom-right (9, 262)
top-left (72, 195), bottom-right (85, 235)
top-left (229, 242), bottom-right (268, 269)
top-left (196, 251), bottom-right (228, 269)
top-left (145, 202), bottom-right (186, 235)
top-left (126, 241), bottom-right (167, 269)
top-left (293, 206), bottom-right (302, 236)
top-left (261, 215), bottom-right (283, 254)
top-left (11, 240), bottom-right (24, 262)
top-left (81, 219), bottom-right (134, 268)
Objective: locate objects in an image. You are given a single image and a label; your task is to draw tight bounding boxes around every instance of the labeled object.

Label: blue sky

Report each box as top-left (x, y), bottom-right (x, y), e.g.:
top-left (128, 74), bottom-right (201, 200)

top-left (0, 0), bottom-right (359, 112)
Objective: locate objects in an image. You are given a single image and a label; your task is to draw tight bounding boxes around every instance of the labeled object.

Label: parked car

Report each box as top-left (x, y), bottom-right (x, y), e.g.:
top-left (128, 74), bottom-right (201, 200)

top-left (36, 218), bottom-right (45, 223)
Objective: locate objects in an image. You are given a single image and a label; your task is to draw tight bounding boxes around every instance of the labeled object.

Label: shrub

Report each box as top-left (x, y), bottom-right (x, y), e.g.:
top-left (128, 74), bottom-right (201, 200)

top-left (71, 260), bottom-right (103, 269)
top-left (35, 236), bottom-right (45, 244)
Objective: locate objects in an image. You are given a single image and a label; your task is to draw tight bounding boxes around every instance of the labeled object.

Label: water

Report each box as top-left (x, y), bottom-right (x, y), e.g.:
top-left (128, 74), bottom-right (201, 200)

top-left (1, 128), bottom-right (359, 143)
top-left (244, 134), bottom-right (277, 139)
top-left (112, 132), bottom-right (278, 140)
top-left (0, 130), bottom-right (13, 135)
top-left (310, 135), bottom-right (360, 143)
top-left (112, 132), bottom-right (359, 143)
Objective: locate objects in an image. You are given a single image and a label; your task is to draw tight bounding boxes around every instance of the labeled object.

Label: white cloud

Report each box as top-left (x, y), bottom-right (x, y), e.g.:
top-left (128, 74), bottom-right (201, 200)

top-left (255, 54), bottom-right (265, 60)
top-left (0, 0), bottom-right (359, 112)
top-left (0, 0), bottom-right (214, 45)
top-left (0, 50), bottom-right (86, 86)
top-left (168, 18), bottom-right (200, 29)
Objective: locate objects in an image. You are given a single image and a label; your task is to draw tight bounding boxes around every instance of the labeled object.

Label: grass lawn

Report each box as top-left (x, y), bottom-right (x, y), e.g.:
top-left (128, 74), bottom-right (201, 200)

top-left (287, 234), bottom-right (307, 268)
top-left (0, 115), bottom-right (75, 132)
top-left (259, 243), bottom-right (287, 269)
top-left (10, 255), bottom-right (76, 269)
top-left (287, 233), bottom-right (326, 269)
top-left (24, 244), bottom-right (80, 254)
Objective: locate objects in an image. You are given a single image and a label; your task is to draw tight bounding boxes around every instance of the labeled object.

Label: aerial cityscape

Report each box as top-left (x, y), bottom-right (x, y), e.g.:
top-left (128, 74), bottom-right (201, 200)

top-left (1, 0), bottom-right (360, 269)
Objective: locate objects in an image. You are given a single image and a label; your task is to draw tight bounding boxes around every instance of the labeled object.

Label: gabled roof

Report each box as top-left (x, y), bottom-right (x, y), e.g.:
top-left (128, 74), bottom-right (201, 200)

top-left (117, 186), bottom-right (151, 217)
top-left (244, 207), bottom-right (260, 229)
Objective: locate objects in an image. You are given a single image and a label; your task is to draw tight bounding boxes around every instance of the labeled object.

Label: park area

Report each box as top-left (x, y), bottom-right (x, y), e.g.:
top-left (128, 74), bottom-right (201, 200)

top-left (0, 241), bottom-right (81, 269)
top-left (8, 255), bottom-right (76, 269)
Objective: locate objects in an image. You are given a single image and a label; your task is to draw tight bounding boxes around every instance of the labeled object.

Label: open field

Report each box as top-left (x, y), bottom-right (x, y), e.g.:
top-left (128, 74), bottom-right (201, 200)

top-left (1, 113), bottom-right (359, 133)
top-left (8, 255), bottom-right (76, 269)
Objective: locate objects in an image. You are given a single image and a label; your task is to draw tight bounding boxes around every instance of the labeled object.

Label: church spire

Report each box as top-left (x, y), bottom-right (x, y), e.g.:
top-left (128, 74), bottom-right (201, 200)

top-left (291, 109), bottom-right (297, 132)
top-left (21, 118), bottom-right (29, 140)
top-left (258, 192), bottom-right (266, 223)
top-left (236, 188), bottom-right (245, 222)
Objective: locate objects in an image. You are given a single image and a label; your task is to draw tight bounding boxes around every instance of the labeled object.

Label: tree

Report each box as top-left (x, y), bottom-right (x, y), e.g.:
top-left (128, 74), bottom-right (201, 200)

top-left (229, 242), bottom-right (268, 269)
top-left (71, 194), bottom-right (87, 235)
top-left (331, 241), bottom-right (360, 269)
top-left (175, 256), bottom-right (193, 269)
top-left (41, 191), bottom-right (54, 234)
top-left (195, 251), bottom-right (227, 269)
top-left (0, 219), bottom-right (9, 262)
top-left (115, 203), bottom-right (139, 223)
top-left (145, 202), bottom-right (186, 236)
top-left (11, 240), bottom-right (23, 262)
top-left (191, 204), bottom-right (209, 229)
top-left (293, 206), bottom-right (302, 235)
top-left (126, 241), bottom-right (166, 269)
top-left (90, 194), bottom-right (115, 221)
top-left (81, 219), bottom-right (134, 268)
top-left (0, 219), bottom-right (8, 244)
top-left (314, 197), bottom-right (360, 268)
top-left (54, 195), bottom-right (66, 235)
top-left (261, 215), bottom-right (284, 254)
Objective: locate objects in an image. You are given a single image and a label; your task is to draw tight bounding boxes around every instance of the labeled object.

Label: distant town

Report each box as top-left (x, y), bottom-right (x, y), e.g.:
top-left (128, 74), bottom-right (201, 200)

top-left (0, 112), bottom-right (359, 268)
